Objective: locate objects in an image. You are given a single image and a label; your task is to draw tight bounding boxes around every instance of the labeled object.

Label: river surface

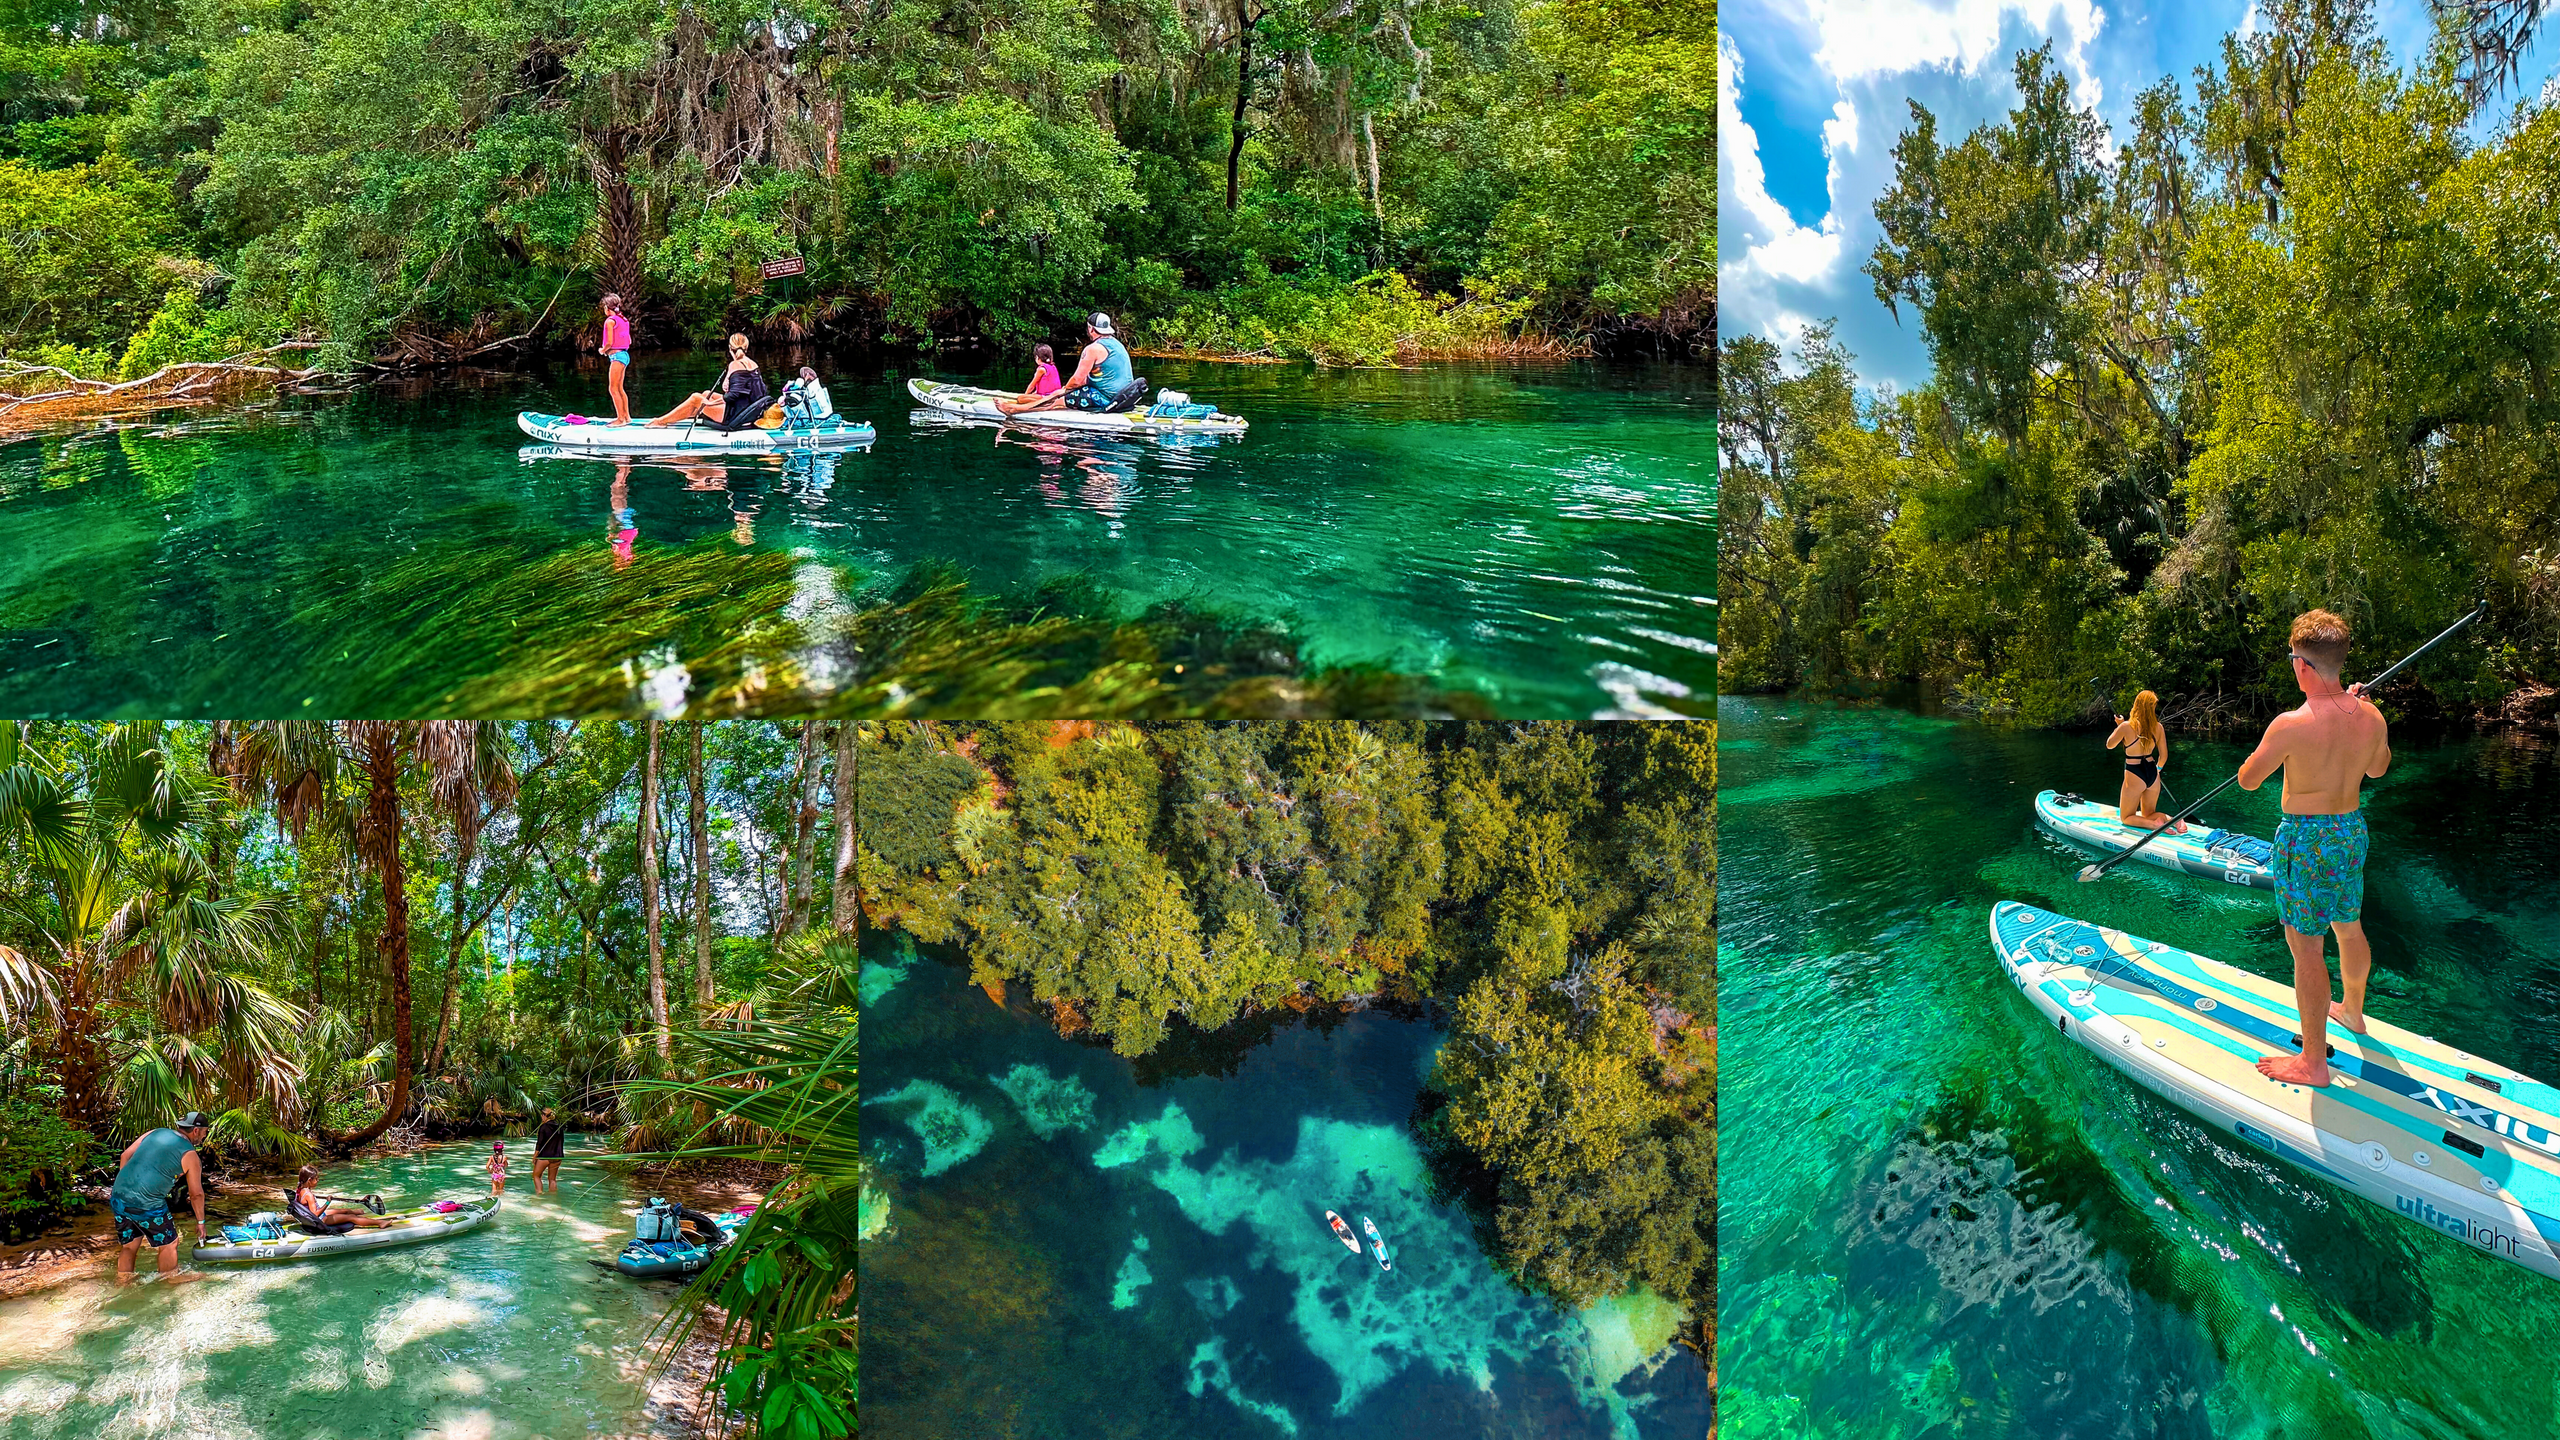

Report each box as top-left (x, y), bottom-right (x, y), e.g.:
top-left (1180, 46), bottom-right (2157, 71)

top-left (859, 930), bottom-right (1712, 1440)
top-left (1717, 698), bottom-right (2560, 1440)
top-left (0, 1138), bottom-right (695, 1440)
top-left (0, 357), bottom-right (1712, 719)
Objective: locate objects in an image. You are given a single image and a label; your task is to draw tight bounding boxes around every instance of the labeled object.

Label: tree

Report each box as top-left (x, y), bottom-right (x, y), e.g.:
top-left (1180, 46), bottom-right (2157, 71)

top-left (642, 718), bottom-right (669, 1064)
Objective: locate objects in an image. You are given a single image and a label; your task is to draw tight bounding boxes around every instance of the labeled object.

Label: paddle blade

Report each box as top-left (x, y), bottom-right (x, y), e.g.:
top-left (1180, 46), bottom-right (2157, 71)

top-left (2077, 863), bottom-right (2107, 882)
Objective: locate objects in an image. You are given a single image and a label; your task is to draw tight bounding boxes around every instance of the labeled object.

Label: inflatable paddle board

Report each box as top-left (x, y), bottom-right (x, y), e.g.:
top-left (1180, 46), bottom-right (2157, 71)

top-left (518, 412), bottom-right (875, 452)
top-left (1990, 902), bottom-right (2560, 1281)
top-left (192, 1195), bottom-right (499, 1263)
top-left (1325, 1210), bottom-right (1362, 1255)
top-left (907, 378), bottom-right (1247, 435)
top-left (2034, 789), bottom-right (2275, 890)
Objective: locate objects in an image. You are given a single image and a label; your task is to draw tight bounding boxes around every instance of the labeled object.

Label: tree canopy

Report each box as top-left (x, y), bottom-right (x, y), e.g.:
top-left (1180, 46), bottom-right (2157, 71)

top-left (1721, 5), bottom-right (2560, 724)
top-left (0, 0), bottom-right (1711, 373)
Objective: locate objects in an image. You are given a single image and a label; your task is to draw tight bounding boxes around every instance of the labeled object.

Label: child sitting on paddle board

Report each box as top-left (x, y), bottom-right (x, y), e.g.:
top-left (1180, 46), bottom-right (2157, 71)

top-left (488, 1140), bottom-right (509, 1196)
top-left (996, 344), bottom-right (1063, 415)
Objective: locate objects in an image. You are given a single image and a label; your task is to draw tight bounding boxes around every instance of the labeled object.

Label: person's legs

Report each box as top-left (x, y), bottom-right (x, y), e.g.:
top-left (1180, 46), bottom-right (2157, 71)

top-left (646, 393), bottom-right (709, 426)
top-left (608, 358), bottom-right (630, 425)
top-left (2256, 923), bottom-right (2336, 1085)
top-left (116, 1235), bottom-right (142, 1284)
top-left (2117, 772), bottom-right (2145, 825)
top-left (2329, 919), bottom-right (2372, 1033)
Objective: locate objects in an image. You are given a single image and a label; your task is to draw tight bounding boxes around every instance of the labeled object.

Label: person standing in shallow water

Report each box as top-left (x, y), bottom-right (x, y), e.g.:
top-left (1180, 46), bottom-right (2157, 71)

top-left (488, 1139), bottom-right (510, 1196)
top-left (533, 1108), bottom-right (567, 1195)
top-left (2237, 608), bottom-right (2392, 1087)
top-left (111, 1111), bottom-right (211, 1284)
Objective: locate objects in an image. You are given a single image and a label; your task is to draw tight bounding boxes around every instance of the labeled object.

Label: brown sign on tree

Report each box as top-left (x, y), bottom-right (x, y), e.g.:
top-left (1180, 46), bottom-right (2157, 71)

top-left (760, 257), bottom-right (806, 280)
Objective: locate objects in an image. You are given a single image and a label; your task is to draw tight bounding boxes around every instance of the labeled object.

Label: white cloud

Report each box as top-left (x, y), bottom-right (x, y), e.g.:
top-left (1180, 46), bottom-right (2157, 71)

top-left (1718, 36), bottom-right (1846, 286)
top-left (1805, 0), bottom-right (2111, 107)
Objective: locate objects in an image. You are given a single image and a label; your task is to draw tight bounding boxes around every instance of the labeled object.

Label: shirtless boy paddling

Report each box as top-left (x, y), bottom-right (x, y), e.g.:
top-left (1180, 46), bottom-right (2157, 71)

top-left (2235, 609), bottom-right (2391, 1087)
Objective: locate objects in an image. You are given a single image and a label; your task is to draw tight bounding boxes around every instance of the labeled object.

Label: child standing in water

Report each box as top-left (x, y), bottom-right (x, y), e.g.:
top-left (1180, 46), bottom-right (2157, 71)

top-left (997, 343), bottom-right (1064, 414)
top-left (599, 294), bottom-right (633, 424)
top-left (488, 1139), bottom-right (510, 1196)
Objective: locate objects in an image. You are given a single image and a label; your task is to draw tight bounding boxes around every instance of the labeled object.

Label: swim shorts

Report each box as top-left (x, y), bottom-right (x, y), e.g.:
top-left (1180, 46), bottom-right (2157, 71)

top-left (2273, 810), bottom-right (2368, 933)
top-left (112, 1197), bottom-right (178, 1247)
top-left (608, 350), bottom-right (630, 366)
top-left (1060, 382), bottom-right (1113, 411)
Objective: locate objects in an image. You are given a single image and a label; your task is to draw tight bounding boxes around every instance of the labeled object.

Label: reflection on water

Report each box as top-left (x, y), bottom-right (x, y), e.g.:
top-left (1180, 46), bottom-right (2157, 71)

top-left (862, 934), bottom-right (1711, 1440)
top-left (0, 359), bottom-right (1710, 718)
top-left (0, 1140), bottom-right (691, 1440)
top-left (1720, 701), bottom-right (2560, 1439)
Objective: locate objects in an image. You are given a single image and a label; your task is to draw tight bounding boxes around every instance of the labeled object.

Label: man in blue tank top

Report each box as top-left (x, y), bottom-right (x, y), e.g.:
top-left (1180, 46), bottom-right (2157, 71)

top-left (1023, 312), bottom-right (1137, 413)
top-left (111, 1110), bottom-right (212, 1284)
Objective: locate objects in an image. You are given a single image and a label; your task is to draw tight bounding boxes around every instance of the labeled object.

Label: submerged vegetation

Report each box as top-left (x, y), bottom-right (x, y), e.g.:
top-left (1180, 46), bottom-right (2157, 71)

top-left (0, 719), bottom-right (856, 1437)
top-left (855, 719), bottom-right (1716, 1345)
top-left (1720, 2), bottom-right (2560, 725)
top-left (1, 0), bottom-right (1710, 378)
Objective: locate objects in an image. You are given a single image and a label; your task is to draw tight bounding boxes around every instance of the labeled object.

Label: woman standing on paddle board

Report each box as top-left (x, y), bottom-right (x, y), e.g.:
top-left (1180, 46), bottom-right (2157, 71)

top-left (2105, 690), bottom-right (2185, 834)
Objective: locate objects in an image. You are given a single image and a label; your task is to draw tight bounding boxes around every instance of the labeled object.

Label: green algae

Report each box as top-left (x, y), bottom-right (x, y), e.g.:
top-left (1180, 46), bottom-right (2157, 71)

top-left (1186, 1336), bottom-right (1303, 1438)
top-left (1090, 1100), bottom-right (1205, 1170)
top-left (864, 1079), bottom-right (994, 1177)
top-left (861, 933), bottom-right (917, 1007)
top-left (989, 1063), bottom-right (1098, 1140)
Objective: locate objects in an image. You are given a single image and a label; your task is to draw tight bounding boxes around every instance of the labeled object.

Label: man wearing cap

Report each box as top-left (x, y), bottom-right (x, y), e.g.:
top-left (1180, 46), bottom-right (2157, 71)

top-left (1018, 313), bottom-right (1137, 414)
top-left (110, 1111), bottom-right (212, 1284)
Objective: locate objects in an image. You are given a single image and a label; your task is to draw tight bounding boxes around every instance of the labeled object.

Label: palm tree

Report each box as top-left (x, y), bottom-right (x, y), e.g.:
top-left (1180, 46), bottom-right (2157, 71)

top-left (212, 721), bottom-right (515, 1152)
top-left (0, 722), bottom-right (301, 1136)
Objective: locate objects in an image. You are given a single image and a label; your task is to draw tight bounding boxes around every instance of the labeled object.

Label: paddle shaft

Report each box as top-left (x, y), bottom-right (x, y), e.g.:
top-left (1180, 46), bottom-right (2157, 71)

top-left (2080, 603), bottom-right (2487, 882)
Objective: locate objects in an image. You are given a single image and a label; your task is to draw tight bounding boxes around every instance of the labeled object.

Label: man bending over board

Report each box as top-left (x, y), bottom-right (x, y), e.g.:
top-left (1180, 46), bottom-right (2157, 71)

top-left (2236, 609), bottom-right (2391, 1087)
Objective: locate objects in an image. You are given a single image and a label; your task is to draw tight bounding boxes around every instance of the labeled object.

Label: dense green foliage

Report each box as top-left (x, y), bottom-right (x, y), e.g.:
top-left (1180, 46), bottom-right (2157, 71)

top-left (1720, 4), bottom-right (2560, 723)
top-left (0, 719), bottom-right (857, 1435)
top-left (855, 718), bottom-right (1714, 1337)
top-left (0, 0), bottom-right (1710, 374)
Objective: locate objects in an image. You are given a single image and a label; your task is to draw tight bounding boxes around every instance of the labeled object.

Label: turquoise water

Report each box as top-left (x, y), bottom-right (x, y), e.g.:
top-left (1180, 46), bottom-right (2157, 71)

top-left (0, 1139), bottom-right (698, 1439)
top-left (1718, 699), bottom-right (2560, 1439)
top-left (0, 358), bottom-right (1711, 718)
top-left (861, 933), bottom-right (1711, 1440)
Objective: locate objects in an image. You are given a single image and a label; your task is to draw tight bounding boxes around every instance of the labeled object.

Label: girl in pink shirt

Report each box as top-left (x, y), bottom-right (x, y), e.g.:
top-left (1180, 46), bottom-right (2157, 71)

top-left (998, 344), bottom-right (1063, 414)
top-left (600, 295), bottom-right (633, 424)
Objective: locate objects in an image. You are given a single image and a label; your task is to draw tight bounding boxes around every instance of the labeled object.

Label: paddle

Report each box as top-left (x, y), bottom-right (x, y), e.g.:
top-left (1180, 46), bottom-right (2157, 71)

top-left (2076, 603), bottom-right (2487, 884)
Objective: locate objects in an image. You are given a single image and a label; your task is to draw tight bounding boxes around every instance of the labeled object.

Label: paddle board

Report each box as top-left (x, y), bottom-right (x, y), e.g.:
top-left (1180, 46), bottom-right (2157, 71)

top-left (1989, 901), bottom-right (2560, 1280)
top-left (2034, 789), bottom-right (2275, 890)
top-left (517, 411), bottom-right (875, 452)
top-left (1360, 1215), bottom-right (1390, 1271)
top-left (907, 378), bottom-right (1248, 435)
top-left (1325, 1210), bottom-right (1362, 1255)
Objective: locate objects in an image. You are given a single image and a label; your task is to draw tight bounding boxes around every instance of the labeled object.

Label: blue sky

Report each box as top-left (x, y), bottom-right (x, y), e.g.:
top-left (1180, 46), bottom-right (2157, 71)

top-left (1718, 0), bottom-right (2560, 391)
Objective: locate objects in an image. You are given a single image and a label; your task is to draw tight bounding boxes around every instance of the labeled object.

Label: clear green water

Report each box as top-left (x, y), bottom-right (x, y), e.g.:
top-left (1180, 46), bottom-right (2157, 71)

top-left (1718, 698), bottom-right (2560, 1439)
top-left (861, 933), bottom-right (1711, 1440)
top-left (0, 1139), bottom-right (694, 1439)
top-left (0, 358), bottom-right (1711, 718)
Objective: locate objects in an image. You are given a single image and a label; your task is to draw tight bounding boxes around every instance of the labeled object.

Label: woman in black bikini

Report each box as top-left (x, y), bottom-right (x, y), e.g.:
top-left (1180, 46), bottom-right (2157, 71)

top-left (2106, 689), bottom-right (2186, 833)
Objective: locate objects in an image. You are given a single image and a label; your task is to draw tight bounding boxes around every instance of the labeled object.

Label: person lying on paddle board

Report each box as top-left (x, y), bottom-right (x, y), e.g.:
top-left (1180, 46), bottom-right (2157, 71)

top-left (599, 293), bottom-right (633, 425)
top-left (1010, 315), bottom-right (1136, 414)
top-left (996, 343), bottom-right (1064, 415)
top-left (110, 1110), bottom-right (212, 1284)
top-left (292, 1166), bottom-right (397, 1229)
top-left (2236, 608), bottom-right (2391, 1087)
top-left (644, 333), bottom-right (769, 429)
top-left (2105, 689), bottom-right (2186, 833)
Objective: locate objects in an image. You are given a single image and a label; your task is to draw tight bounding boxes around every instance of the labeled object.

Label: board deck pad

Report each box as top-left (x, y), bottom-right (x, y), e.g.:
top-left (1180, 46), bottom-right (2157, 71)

top-left (2033, 789), bottom-right (2275, 890)
top-left (1990, 901), bottom-right (2560, 1280)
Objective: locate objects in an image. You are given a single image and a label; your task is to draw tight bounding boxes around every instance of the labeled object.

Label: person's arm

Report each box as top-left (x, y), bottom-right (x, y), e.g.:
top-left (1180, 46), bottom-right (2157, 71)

top-left (1063, 343), bottom-right (1102, 390)
top-left (2367, 709), bottom-right (2392, 778)
top-left (2104, 719), bottom-right (2130, 751)
top-left (2236, 715), bottom-right (2290, 791)
top-left (119, 1133), bottom-right (144, 1167)
top-left (182, 1151), bottom-right (206, 1237)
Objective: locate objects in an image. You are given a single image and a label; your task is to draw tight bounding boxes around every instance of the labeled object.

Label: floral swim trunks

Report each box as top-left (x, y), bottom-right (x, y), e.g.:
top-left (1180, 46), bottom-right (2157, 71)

top-left (2273, 810), bottom-right (2368, 933)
